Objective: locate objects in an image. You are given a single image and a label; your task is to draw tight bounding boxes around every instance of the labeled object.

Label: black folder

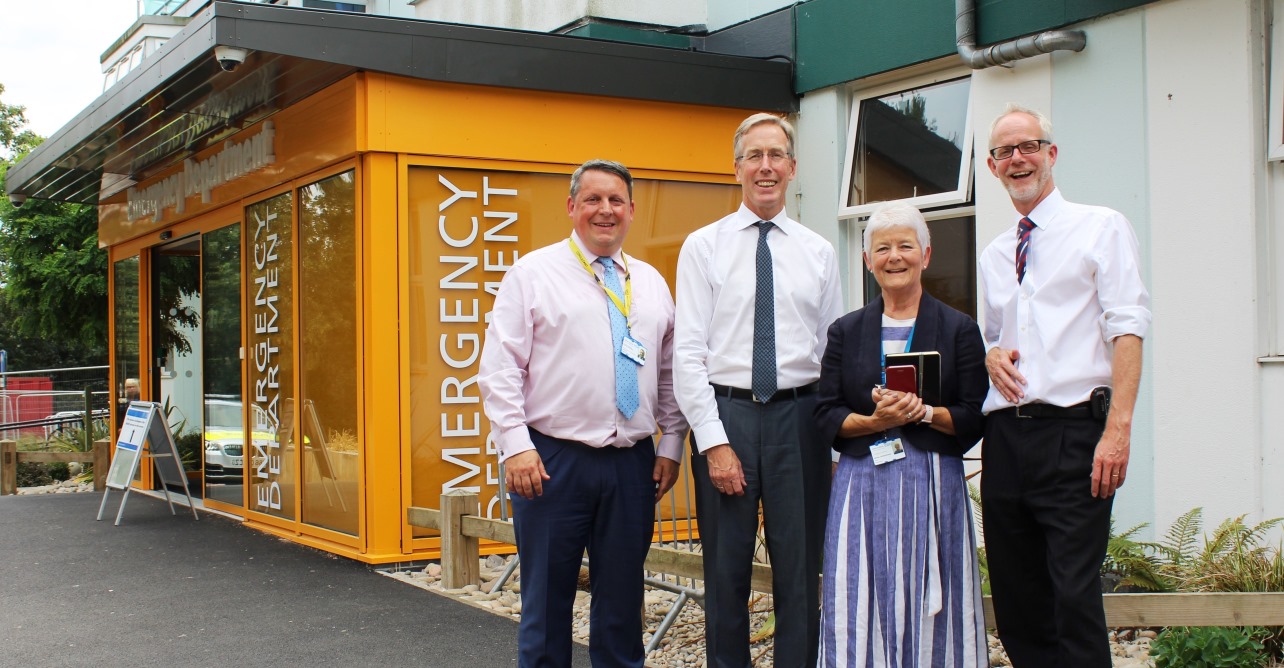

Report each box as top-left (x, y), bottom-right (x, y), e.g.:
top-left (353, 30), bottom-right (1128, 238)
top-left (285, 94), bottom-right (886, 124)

top-left (883, 351), bottom-right (942, 406)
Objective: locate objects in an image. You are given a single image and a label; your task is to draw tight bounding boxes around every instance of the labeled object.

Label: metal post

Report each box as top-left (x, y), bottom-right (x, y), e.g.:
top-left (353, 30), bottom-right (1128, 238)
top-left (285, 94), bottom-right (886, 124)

top-left (83, 387), bottom-right (93, 452)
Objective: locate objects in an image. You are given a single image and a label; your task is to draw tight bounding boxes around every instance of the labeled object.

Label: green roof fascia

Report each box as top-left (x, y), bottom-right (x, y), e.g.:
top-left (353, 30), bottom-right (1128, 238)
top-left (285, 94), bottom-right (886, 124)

top-left (795, 0), bottom-right (1157, 93)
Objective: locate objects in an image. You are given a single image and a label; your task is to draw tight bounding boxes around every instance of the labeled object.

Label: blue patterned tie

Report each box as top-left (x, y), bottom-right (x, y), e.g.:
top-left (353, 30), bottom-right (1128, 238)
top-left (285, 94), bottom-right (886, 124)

top-left (752, 222), bottom-right (777, 402)
top-left (1016, 216), bottom-right (1035, 283)
top-left (600, 257), bottom-right (639, 419)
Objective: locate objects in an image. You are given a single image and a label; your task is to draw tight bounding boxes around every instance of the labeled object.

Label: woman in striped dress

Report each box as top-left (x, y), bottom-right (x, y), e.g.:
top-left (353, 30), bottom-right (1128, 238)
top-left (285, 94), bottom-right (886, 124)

top-left (813, 202), bottom-right (989, 667)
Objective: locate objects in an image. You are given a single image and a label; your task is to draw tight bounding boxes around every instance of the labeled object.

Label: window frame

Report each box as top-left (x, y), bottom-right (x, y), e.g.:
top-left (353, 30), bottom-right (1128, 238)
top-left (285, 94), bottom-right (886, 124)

top-left (1269, 0), bottom-right (1284, 161)
top-left (838, 71), bottom-right (975, 220)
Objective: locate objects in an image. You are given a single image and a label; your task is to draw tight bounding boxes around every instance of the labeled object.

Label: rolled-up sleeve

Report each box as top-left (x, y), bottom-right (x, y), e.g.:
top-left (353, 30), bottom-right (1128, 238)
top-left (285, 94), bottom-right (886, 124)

top-left (1094, 215), bottom-right (1152, 342)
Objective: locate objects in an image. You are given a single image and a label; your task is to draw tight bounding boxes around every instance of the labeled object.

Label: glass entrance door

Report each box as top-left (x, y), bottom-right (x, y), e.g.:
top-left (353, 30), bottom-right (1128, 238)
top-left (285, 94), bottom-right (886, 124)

top-left (202, 224), bottom-right (244, 508)
top-left (150, 236), bottom-right (203, 496)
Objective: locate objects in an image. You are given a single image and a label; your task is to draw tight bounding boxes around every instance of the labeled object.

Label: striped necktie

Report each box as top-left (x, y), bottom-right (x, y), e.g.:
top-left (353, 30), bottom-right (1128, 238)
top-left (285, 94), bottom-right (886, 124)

top-left (1016, 216), bottom-right (1035, 283)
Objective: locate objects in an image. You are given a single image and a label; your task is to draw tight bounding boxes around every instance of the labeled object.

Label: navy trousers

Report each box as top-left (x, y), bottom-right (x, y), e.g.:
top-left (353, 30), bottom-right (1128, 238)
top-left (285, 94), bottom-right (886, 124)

top-left (511, 431), bottom-right (656, 668)
top-left (691, 394), bottom-right (829, 668)
top-left (981, 410), bottom-right (1114, 668)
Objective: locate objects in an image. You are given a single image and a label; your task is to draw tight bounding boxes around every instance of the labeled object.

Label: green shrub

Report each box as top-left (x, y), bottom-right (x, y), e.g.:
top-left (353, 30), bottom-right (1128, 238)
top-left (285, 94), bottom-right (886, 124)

top-left (46, 462), bottom-right (70, 481)
top-left (15, 462), bottom-right (53, 487)
top-left (1151, 626), bottom-right (1269, 668)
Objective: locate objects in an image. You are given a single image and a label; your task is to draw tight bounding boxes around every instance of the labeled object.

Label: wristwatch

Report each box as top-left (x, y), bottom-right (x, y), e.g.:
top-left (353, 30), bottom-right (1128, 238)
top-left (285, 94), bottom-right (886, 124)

top-left (920, 405), bottom-right (934, 424)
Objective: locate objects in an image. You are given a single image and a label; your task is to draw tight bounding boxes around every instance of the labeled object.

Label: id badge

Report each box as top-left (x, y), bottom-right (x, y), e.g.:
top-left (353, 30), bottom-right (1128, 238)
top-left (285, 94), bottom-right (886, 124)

top-left (870, 438), bottom-right (906, 466)
top-left (621, 335), bottom-right (647, 366)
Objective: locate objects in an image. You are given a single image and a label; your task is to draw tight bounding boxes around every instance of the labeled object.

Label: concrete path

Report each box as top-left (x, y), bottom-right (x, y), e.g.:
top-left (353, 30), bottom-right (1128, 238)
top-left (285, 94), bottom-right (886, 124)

top-left (0, 491), bottom-right (590, 667)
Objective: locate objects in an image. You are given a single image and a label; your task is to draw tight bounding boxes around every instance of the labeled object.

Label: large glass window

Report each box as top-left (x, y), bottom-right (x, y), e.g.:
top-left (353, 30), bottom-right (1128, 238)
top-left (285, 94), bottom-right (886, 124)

top-left (841, 76), bottom-right (973, 218)
top-left (406, 166), bottom-right (736, 536)
top-left (299, 170), bottom-right (360, 535)
top-left (844, 73), bottom-right (978, 319)
top-left (113, 256), bottom-right (141, 436)
top-left (246, 193), bottom-right (295, 520)
top-left (203, 223), bottom-right (244, 507)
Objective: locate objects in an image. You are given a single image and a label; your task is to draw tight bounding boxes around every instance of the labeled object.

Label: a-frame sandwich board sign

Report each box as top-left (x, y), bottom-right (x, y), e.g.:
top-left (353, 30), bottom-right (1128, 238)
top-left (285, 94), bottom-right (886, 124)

top-left (97, 401), bottom-right (200, 525)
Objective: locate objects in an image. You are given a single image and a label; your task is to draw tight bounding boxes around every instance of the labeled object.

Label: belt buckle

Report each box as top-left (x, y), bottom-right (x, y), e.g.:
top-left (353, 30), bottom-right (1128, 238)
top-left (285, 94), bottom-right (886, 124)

top-left (1014, 404), bottom-right (1032, 419)
top-left (752, 392), bottom-right (766, 403)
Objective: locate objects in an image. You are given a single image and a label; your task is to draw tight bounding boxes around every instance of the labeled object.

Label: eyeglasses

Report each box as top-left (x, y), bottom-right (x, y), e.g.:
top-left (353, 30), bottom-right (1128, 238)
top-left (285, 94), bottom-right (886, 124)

top-left (735, 150), bottom-right (792, 165)
top-left (989, 139), bottom-right (1051, 160)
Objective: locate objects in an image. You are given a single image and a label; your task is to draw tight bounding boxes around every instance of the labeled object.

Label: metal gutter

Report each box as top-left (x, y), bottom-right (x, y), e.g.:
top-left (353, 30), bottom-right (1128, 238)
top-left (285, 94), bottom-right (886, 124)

top-left (955, 0), bottom-right (1086, 69)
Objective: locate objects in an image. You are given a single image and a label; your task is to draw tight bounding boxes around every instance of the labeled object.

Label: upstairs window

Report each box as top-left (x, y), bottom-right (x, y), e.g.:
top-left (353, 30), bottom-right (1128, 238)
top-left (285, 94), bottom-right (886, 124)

top-left (840, 76), bottom-right (973, 219)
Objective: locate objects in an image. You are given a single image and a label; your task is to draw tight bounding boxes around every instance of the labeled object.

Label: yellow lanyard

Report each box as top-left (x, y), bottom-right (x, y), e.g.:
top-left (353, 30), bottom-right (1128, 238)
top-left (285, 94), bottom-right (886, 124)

top-left (568, 238), bottom-right (631, 319)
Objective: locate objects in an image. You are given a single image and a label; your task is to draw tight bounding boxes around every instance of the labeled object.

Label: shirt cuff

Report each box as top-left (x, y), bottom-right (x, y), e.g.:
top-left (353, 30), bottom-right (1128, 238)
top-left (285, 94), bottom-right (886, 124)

top-left (692, 421), bottom-right (729, 454)
top-left (656, 433), bottom-right (684, 462)
top-left (496, 425), bottom-right (535, 463)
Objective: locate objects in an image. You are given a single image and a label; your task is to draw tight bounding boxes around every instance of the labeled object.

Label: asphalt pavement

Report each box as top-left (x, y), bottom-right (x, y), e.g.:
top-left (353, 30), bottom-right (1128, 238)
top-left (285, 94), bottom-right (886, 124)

top-left (0, 491), bottom-right (590, 667)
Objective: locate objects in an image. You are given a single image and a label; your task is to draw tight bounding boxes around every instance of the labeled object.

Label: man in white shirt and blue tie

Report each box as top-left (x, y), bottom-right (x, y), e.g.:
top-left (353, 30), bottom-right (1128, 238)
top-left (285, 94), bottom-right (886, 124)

top-left (674, 113), bottom-right (843, 667)
top-left (979, 104), bottom-right (1151, 667)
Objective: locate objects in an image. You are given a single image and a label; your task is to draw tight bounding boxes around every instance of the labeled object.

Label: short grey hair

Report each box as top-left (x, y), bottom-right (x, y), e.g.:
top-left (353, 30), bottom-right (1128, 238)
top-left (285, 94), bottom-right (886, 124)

top-left (989, 103), bottom-right (1054, 146)
top-left (863, 202), bottom-right (931, 253)
top-left (733, 113), bottom-right (796, 159)
top-left (570, 159), bottom-right (633, 199)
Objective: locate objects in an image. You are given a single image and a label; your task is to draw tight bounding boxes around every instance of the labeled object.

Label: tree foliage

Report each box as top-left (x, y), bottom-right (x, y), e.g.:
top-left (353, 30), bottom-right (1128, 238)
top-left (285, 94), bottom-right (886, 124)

top-left (0, 83), bottom-right (108, 369)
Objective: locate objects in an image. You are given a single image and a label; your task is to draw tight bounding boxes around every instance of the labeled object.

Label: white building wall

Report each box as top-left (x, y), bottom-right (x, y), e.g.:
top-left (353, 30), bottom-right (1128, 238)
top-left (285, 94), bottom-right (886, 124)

top-left (800, 0), bottom-right (1280, 537)
top-left (1144, 0), bottom-right (1267, 531)
top-left (412, 0), bottom-right (701, 32)
top-left (705, 0), bottom-right (790, 31)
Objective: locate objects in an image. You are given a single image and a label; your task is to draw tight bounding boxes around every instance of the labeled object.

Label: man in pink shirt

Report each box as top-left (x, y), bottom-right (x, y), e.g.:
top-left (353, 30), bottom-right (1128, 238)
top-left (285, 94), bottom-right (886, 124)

top-left (479, 159), bottom-right (689, 668)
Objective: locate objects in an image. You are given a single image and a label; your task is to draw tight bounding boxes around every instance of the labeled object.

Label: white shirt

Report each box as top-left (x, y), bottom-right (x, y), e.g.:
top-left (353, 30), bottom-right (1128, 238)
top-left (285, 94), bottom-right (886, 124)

top-left (979, 188), bottom-right (1151, 413)
top-left (674, 204), bottom-right (844, 450)
top-left (478, 232), bottom-right (689, 463)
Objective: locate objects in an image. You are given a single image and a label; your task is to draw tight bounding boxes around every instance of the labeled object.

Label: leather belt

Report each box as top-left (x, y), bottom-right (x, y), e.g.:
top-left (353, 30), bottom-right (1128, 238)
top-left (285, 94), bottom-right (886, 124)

top-left (1000, 401), bottom-right (1095, 420)
top-left (710, 382), bottom-right (818, 404)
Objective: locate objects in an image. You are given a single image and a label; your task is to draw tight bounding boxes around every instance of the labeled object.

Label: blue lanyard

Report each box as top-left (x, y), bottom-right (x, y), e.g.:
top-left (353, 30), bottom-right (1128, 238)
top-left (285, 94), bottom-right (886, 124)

top-left (879, 321), bottom-right (916, 385)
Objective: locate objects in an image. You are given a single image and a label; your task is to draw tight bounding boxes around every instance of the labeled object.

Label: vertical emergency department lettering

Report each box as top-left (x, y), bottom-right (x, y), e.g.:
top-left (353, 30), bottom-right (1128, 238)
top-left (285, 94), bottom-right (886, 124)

top-left (436, 174), bottom-right (518, 516)
top-left (252, 206), bottom-right (283, 510)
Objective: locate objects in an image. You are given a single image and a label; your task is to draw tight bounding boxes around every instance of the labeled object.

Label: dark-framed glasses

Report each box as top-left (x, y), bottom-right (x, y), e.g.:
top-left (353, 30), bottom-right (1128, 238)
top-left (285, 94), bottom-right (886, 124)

top-left (989, 139), bottom-right (1051, 160)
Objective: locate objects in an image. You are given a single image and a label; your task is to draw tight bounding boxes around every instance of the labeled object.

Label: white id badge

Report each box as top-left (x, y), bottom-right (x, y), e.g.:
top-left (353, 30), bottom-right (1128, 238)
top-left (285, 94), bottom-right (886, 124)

top-left (870, 438), bottom-right (906, 466)
top-left (621, 335), bottom-right (647, 366)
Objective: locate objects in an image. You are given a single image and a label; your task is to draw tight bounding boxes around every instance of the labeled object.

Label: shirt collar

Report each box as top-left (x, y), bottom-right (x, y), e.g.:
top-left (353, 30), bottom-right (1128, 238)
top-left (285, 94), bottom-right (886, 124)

top-left (733, 203), bottom-right (793, 235)
top-left (1021, 187), bottom-right (1067, 230)
top-left (569, 230), bottom-right (626, 267)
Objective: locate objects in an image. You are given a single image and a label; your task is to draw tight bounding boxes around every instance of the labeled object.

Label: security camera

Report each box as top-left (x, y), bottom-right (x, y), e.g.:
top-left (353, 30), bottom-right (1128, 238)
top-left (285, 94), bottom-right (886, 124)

top-left (7, 194), bottom-right (25, 208)
top-left (214, 46), bottom-right (249, 72)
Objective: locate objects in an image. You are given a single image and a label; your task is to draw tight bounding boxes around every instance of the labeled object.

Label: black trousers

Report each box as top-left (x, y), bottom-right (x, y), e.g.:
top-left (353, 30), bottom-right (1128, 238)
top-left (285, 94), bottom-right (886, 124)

top-left (981, 410), bottom-right (1114, 668)
top-left (691, 394), bottom-right (829, 668)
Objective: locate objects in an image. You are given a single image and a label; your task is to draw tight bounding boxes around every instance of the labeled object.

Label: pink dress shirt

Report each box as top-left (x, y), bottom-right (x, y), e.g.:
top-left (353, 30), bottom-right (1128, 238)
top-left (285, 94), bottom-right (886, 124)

top-left (479, 232), bottom-right (689, 463)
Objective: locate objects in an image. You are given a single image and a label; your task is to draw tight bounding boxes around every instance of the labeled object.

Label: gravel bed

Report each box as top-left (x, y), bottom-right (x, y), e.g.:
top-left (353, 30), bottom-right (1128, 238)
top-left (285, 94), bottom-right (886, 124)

top-left (387, 555), bottom-right (1157, 667)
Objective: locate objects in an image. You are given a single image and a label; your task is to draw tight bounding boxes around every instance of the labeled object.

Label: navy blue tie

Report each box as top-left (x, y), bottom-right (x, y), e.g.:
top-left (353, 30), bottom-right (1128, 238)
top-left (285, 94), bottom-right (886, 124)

top-left (600, 257), bottom-right (638, 419)
top-left (752, 222), bottom-right (777, 402)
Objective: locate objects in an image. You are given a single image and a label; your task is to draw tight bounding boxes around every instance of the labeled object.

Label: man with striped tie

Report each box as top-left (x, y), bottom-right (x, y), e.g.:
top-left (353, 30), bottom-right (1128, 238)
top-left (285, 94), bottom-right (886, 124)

top-left (479, 159), bottom-right (688, 668)
top-left (979, 104), bottom-right (1151, 668)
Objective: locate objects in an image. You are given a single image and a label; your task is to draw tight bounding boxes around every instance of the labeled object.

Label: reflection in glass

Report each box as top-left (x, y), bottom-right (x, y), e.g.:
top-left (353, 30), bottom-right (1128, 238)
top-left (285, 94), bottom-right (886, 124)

top-left (113, 257), bottom-right (141, 437)
top-left (246, 193), bottom-right (296, 520)
top-left (862, 214), bottom-right (976, 319)
top-left (203, 224), bottom-right (244, 507)
top-left (849, 77), bottom-right (971, 206)
top-left (299, 170), bottom-right (360, 535)
top-left (152, 238), bottom-right (203, 493)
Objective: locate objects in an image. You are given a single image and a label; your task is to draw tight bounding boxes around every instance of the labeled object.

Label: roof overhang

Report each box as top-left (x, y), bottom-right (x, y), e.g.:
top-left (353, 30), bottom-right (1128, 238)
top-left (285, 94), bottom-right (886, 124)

top-left (7, 1), bottom-right (796, 205)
